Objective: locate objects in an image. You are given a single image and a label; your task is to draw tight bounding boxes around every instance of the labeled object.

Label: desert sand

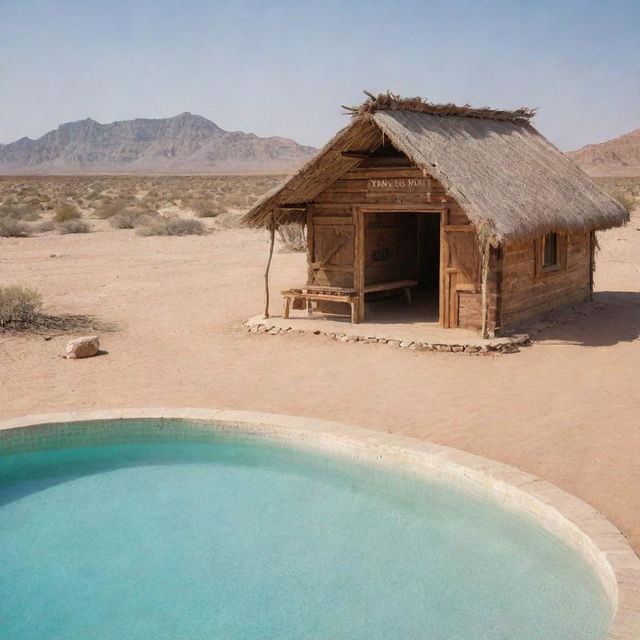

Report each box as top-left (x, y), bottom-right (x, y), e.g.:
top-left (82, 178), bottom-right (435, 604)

top-left (1, 210), bottom-right (638, 553)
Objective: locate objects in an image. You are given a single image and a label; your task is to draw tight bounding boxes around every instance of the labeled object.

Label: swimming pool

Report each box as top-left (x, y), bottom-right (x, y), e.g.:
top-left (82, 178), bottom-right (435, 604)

top-left (0, 411), bottom-right (628, 639)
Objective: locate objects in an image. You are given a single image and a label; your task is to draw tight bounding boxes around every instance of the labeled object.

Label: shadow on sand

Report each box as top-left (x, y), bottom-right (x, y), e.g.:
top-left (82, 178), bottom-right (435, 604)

top-left (531, 291), bottom-right (640, 347)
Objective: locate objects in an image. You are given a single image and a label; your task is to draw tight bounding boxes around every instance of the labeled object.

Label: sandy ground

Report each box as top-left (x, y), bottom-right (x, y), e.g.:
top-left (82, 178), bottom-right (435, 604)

top-left (1, 212), bottom-right (639, 552)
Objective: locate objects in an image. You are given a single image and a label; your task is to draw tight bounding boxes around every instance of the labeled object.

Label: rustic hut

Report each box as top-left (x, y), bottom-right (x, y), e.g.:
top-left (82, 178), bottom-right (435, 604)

top-left (243, 92), bottom-right (628, 337)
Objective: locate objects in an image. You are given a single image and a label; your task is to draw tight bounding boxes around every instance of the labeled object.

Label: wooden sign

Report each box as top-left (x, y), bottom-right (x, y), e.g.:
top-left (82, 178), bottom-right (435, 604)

top-left (367, 177), bottom-right (431, 192)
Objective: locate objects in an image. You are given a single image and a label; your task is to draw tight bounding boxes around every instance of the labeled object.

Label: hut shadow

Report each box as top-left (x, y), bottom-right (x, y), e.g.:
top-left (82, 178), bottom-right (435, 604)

top-left (529, 292), bottom-right (640, 347)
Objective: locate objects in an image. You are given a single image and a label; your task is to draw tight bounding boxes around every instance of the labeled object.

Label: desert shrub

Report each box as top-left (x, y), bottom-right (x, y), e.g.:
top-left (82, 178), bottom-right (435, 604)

top-left (136, 217), bottom-right (168, 236)
top-left (94, 197), bottom-right (139, 219)
top-left (277, 224), bottom-right (306, 252)
top-left (54, 204), bottom-right (81, 222)
top-left (34, 219), bottom-right (56, 233)
top-left (0, 218), bottom-right (31, 237)
top-left (0, 285), bottom-right (42, 326)
top-left (0, 204), bottom-right (39, 221)
top-left (136, 215), bottom-right (206, 236)
top-left (188, 199), bottom-right (225, 218)
top-left (214, 212), bottom-right (244, 229)
top-left (614, 191), bottom-right (636, 214)
top-left (58, 219), bottom-right (92, 234)
top-left (109, 207), bottom-right (149, 229)
top-left (110, 213), bottom-right (136, 229)
top-left (166, 218), bottom-right (206, 235)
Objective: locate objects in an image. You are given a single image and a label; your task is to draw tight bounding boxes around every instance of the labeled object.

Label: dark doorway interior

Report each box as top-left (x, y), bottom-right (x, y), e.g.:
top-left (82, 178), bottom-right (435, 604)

top-left (363, 212), bottom-right (440, 323)
top-left (417, 214), bottom-right (440, 292)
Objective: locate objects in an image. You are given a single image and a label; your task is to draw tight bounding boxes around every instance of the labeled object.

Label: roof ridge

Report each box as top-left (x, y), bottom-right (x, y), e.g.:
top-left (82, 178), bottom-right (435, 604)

top-left (342, 91), bottom-right (536, 123)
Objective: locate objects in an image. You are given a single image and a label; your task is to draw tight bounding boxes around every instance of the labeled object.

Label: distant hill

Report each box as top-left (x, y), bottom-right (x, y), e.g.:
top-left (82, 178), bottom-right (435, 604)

top-left (0, 113), bottom-right (317, 174)
top-left (567, 128), bottom-right (640, 177)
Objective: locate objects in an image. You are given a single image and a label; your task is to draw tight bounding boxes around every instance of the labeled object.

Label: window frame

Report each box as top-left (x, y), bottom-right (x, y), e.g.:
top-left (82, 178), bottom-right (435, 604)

top-left (534, 231), bottom-right (567, 278)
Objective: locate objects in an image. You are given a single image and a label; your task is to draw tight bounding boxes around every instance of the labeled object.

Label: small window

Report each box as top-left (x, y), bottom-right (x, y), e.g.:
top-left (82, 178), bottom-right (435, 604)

top-left (535, 231), bottom-right (566, 277)
top-left (543, 232), bottom-right (558, 267)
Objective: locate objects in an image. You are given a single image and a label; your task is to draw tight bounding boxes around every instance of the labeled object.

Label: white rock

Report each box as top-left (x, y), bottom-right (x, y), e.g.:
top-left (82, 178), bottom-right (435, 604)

top-left (65, 336), bottom-right (100, 359)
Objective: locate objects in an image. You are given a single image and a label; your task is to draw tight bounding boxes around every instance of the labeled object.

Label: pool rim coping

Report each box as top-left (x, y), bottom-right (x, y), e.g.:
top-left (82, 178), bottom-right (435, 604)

top-left (0, 407), bottom-right (638, 639)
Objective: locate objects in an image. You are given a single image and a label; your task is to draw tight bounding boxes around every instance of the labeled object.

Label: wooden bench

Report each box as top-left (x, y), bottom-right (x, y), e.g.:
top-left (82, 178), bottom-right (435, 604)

top-left (364, 279), bottom-right (418, 304)
top-left (282, 287), bottom-right (360, 323)
top-left (281, 280), bottom-right (418, 324)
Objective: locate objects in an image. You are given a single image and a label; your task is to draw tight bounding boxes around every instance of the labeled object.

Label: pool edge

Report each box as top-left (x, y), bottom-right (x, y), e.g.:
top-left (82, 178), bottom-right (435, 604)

top-left (1, 407), bottom-right (638, 639)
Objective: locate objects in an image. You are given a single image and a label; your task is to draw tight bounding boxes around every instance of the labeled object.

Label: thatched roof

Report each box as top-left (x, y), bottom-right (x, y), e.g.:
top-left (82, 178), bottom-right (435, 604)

top-left (243, 94), bottom-right (628, 243)
top-left (343, 91), bottom-right (537, 122)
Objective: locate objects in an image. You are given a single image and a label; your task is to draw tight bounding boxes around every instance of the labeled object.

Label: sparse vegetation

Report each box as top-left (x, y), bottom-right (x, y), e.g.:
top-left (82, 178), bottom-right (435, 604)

top-left (277, 223), bottom-right (306, 252)
top-left (0, 174), bottom-right (286, 238)
top-left (34, 219), bottom-right (56, 233)
top-left (0, 218), bottom-right (31, 237)
top-left (54, 203), bottom-right (81, 222)
top-left (613, 191), bottom-right (637, 214)
top-left (136, 215), bottom-right (206, 236)
top-left (0, 203), bottom-right (39, 221)
top-left (109, 207), bottom-right (149, 229)
top-left (58, 219), bottom-right (92, 234)
top-left (0, 285), bottom-right (42, 326)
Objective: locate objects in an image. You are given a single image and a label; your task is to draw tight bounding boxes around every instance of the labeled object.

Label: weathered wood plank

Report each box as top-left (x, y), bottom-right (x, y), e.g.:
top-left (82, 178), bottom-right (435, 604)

top-left (501, 231), bottom-right (591, 328)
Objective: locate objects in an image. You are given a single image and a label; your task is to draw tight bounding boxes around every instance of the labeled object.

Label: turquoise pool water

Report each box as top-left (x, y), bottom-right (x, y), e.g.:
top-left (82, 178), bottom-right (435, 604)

top-left (0, 421), bottom-right (611, 639)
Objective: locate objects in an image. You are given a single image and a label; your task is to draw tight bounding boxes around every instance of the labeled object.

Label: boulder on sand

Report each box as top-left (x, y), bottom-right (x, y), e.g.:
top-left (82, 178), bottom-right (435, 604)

top-left (65, 336), bottom-right (100, 359)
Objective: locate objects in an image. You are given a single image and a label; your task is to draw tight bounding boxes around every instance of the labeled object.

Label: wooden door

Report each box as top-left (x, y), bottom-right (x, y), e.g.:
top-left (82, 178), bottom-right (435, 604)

top-left (308, 214), bottom-right (354, 289)
top-left (441, 220), bottom-right (480, 328)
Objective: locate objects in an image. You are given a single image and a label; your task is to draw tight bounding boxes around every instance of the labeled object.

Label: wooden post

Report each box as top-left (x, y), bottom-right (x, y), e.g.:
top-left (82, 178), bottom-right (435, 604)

top-left (439, 209), bottom-right (448, 327)
top-left (353, 206), bottom-right (365, 322)
top-left (306, 205), bottom-right (314, 285)
top-left (264, 215), bottom-right (276, 318)
top-left (589, 230), bottom-right (595, 301)
top-left (480, 240), bottom-right (490, 339)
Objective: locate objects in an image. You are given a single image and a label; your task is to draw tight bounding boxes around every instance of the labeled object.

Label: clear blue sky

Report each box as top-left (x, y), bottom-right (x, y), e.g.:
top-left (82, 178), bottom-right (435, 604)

top-left (1, 0), bottom-right (638, 150)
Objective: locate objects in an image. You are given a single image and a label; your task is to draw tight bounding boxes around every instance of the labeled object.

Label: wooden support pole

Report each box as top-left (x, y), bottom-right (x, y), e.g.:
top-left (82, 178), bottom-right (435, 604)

top-left (480, 240), bottom-right (490, 339)
top-left (264, 216), bottom-right (276, 318)
top-left (589, 230), bottom-right (596, 302)
top-left (353, 206), bottom-right (365, 323)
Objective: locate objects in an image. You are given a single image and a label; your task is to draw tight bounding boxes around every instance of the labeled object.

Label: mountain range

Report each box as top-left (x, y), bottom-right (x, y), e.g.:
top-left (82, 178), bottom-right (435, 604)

top-left (0, 113), bottom-right (638, 176)
top-left (0, 113), bottom-right (317, 174)
top-left (567, 127), bottom-right (640, 177)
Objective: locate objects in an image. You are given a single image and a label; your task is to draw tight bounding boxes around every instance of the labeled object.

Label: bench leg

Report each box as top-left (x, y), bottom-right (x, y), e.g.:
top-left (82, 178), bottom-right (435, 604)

top-left (283, 296), bottom-right (291, 319)
top-left (307, 299), bottom-right (313, 317)
top-left (351, 298), bottom-right (360, 324)
top-left (404, 287), bottom-right (412, 305)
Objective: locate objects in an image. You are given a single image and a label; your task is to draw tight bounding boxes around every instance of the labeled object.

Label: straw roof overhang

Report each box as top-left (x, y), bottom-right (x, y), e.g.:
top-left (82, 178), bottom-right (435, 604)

top-left (242, 96), bottom-right (628, 243)
top-left (242, 116), bottom-right (384, 229)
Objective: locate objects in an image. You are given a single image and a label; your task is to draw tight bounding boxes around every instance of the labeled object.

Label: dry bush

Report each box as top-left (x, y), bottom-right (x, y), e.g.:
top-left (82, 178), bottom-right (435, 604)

top-left (277, 223), bottom-right (306, 252)
top-left (58, 219), bottom-right (92, 234)
top-left (0, 204), bottom-right (40, 221)
top-left (187, 199), bottom-right (226, 218)
top-left (54, 204), bottom-right (81, 222)
top-left (0, 285), bottom-right (42, 326)
top-left (614, 191), bottom-right (637, 214)
top-left (0, 218), bottom-right (31, 237)
top-left (34, 219), bottom-right (56, 233)
top-left (94, 198), bottom-right (131, 219)
top-left (109, 206), bottom-right (150, 229)
top-left (0, 174), bottom-right (285, 231)
top-left (110, 213), bottom-right (137, 229)
top-left (136, 215), bottom-right (206, 236)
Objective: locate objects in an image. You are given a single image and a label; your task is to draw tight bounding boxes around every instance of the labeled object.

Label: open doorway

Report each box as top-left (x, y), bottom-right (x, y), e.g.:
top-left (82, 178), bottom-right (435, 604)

top-left (363, 211), bottom-right (440, 324)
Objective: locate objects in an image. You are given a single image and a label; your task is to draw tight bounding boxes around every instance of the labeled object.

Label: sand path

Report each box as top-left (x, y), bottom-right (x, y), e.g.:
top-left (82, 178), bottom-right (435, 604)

top-left (1, 213), bottom-right (638, 550)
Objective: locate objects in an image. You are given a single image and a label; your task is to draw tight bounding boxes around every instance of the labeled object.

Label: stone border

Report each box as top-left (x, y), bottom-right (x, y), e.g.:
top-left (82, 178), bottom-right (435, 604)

top-left (244, 316), bottom-right (531, 354)
top-left (1, 408), bottom-right (638, 638)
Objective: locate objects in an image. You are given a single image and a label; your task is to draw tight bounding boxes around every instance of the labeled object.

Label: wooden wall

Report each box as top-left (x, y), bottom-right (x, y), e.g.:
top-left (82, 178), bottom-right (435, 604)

top-left (302, 150), bottom-right (592, 334)
top-left (363, 212), bottom-right (417, 286)
top-left (305, 153), bottom-right (487, 328)
top-left (501, 232), bottom-right (591, 329)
